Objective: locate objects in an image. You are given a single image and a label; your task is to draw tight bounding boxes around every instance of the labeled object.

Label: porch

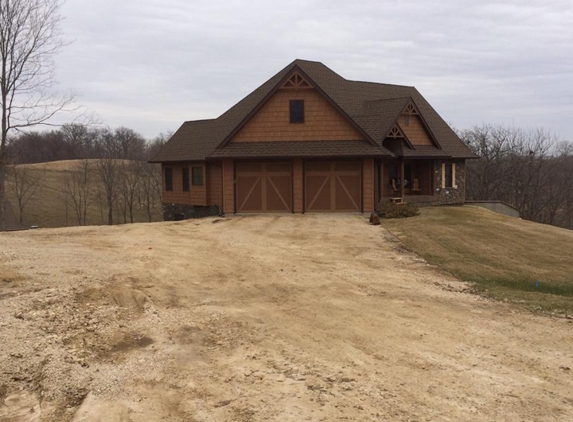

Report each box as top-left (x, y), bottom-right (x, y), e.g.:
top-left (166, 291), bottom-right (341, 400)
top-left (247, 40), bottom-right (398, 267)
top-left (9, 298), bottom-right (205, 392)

top-left (376, 159), bottom-right (437, 205)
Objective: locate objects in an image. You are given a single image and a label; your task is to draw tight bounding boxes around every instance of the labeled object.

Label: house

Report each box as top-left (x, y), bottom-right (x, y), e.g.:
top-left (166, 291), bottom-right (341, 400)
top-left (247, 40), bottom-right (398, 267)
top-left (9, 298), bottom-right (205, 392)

top-left (151, 59), bottom-right (476, 219)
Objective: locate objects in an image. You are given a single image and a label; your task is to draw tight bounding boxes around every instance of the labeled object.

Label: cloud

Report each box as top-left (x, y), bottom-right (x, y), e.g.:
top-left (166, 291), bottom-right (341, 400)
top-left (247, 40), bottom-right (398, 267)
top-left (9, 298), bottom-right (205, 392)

top-left (51, 0), bottom-right (573, 139)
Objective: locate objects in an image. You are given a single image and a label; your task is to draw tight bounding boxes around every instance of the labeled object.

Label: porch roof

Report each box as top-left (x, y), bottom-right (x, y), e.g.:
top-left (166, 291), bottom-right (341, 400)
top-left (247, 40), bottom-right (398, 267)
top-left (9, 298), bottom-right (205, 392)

top-left (401, 145), bottom-right (451, 159)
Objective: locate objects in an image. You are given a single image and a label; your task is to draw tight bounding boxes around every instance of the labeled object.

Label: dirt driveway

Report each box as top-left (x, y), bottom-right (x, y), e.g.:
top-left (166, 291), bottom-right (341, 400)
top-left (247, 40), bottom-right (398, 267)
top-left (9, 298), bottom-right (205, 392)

top-left (0, 215), bottom-right (572, 421)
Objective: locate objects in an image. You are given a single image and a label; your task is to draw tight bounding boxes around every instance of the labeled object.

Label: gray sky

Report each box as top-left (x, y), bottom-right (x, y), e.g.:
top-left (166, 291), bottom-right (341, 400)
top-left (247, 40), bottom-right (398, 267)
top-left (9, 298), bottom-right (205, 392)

top-left (54, 0), bottom-right (573, 140)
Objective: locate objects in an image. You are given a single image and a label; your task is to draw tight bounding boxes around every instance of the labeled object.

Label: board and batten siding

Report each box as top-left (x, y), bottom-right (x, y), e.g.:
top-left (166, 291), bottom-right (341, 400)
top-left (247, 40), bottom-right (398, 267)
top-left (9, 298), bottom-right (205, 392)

top-left (231, 88), bottom-right (364, 142)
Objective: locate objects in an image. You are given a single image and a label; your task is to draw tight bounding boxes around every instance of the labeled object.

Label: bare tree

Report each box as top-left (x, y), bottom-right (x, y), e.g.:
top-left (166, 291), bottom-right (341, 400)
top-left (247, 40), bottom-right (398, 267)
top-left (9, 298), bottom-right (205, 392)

top-left (464, 125), bottom-right (573, 229)
top-left (62, 159), bottom-right (92, 225)
top-left (139, 162), bottom-right (162, 222)
top-left (119, 161), bottom-right (142, 224)
top-left (6, 163), bottom-right (41, 222)
top-left (0, 0), bottom-right (71, 230)
top-left (96, 158), bottom-right (119, 225)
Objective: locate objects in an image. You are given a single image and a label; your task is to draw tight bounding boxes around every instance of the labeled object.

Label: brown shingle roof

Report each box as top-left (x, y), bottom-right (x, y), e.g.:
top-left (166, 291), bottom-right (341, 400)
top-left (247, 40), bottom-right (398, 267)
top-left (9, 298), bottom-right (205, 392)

top-left (209, 141), bottom-right (385, 159)
top-left (402, 145), bottom-right (451, 158)
top-left (150, 59), bottom-right (476, 163)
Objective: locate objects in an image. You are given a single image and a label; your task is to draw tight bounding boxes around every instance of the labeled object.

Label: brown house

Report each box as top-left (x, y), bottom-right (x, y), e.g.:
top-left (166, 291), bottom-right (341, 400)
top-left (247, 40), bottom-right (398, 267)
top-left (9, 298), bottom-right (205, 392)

top-left (151, 59), bottom-right (476, 219)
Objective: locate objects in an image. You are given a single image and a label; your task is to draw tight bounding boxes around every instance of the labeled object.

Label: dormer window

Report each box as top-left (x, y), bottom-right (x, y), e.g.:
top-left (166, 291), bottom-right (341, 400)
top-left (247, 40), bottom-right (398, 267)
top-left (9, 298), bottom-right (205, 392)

top-left (290, 100), bottom-right (304, 123)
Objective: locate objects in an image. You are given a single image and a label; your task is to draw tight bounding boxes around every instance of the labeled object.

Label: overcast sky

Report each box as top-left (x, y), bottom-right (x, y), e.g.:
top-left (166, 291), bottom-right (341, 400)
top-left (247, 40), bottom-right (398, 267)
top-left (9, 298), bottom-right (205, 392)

top-left (53, 0), bottom-right (573, 140)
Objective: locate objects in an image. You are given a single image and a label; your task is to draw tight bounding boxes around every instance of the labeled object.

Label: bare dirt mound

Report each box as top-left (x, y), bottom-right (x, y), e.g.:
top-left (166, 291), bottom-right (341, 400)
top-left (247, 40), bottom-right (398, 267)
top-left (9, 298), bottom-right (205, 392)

top-left (0, 215), bottom-right (572, 421)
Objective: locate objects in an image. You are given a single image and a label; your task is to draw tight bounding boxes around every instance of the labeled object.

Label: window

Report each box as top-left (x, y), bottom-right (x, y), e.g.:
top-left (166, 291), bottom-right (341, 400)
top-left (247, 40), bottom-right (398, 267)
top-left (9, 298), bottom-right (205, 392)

top-left (192, 167), bottom-right (203, 186)
top-left (182, 167), bottom-right (190, 191)
top-left (443, 163), bottom-right (454, 188)
top-left (290, 100), bottom-right (304, 123)
top-left (165, 167), bottom-right (173, 191)
top-left (404, 115), bottom-right (410, 126)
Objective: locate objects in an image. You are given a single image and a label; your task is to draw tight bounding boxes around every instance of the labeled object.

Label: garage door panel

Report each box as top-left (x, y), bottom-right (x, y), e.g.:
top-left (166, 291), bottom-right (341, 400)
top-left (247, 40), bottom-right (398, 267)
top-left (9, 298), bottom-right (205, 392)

top-left (236, 163), bottom-right (263, 173)
top-left (305, 161), bottom-right (361, 212)
top-left (305, 175), bottom-right (331, 211)
top-left (237, 176), bottom-right (262, 212)
top-left (335, 175), bottom-right (361, 211)
top-left (267, 162), bottom-right (291, 173)
top-left (335, 161), bottom-right (361, 172)
top-left (236, 162), bottom-right (292, 213)
top-left (306, 162), bottom-right (331, 173)
top-left (267, 175), bottom-right (292, 211)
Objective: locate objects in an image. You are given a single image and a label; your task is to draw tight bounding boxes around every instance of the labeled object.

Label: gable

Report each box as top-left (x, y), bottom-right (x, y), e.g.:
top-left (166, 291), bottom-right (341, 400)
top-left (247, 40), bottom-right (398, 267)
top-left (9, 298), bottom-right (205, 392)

top-left (397, 104), bottom-right (435, 147)
top-left (231, 73), bottom-right (364, 143)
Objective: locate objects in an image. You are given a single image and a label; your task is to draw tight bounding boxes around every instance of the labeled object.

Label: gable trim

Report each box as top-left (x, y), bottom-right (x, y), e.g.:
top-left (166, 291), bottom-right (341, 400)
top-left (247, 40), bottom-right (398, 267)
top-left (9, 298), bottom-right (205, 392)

top-left (386, 124), bottom-right (415, 150)
top-left (407, 99), bottom-right (443, 150)
top-left (217, 65), bottom-right (380, 149)
top-left (383, 98), bottom-right (442, 150)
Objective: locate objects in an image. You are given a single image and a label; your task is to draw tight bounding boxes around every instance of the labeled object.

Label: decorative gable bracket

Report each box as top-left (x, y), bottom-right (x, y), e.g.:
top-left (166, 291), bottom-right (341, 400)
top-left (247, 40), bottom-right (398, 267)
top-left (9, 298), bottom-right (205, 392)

top-left (280, 72), bottom-right (312, 90)
top-left (404, 103), bottom-right (419, 115)
top-left (387, 124), bottom-right (406, 139)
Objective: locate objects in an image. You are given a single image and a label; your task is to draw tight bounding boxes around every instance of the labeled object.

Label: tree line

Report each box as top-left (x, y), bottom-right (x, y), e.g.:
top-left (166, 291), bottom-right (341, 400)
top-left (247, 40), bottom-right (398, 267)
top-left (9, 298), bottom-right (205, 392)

top-left (461, 125), bottom-right (573, 230)
top-left (5, 125), bottom-right (171, 226)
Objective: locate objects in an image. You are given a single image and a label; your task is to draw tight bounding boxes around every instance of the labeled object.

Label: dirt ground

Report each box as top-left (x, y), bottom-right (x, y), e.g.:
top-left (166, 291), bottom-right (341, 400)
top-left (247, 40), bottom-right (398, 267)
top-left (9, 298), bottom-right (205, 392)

top-left (0, 214), bottom-right (572, 422)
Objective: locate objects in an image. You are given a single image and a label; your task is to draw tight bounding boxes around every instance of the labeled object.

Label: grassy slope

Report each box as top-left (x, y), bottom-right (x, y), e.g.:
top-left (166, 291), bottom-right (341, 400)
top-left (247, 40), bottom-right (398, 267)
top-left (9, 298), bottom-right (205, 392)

top-left (5, 160), bottom-right (162, 228)
top-left (382, 206), bottom-right (573, 315)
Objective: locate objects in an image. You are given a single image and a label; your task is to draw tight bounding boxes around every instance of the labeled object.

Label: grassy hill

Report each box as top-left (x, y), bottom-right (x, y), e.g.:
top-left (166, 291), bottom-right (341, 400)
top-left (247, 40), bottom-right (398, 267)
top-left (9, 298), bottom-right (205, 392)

top-left (5, 160), bottom-right (162, 228)
top-left (382, 206), bottom-right (573, 315)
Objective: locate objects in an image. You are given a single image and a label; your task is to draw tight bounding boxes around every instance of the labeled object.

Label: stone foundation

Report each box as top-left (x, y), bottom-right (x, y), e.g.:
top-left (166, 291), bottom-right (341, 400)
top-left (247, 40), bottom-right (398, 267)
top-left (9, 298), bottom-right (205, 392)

top-left (163, 203), bottom-right (222, 221)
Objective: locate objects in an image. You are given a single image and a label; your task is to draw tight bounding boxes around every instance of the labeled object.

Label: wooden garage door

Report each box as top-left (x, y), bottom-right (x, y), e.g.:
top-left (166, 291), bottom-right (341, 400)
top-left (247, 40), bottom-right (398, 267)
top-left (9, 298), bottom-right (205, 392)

top-left (305, 161), bottom-right (361, 212)
top-left (236, 162), bottom-right (292, 213)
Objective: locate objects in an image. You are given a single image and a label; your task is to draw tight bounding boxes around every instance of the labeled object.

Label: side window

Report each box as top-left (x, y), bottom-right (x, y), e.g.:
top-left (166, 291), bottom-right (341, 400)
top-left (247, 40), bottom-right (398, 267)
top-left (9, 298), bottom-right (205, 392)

top-left (290, 100), bottom-right (304, 123)
top-left (165, 167), bottom-right (173, 191)
top-left (182, 167), bottom-right (190, 192)
top-left (442, 163), bottom-right (456, 188)
top-left (192, 167), bottom-right (203, 186)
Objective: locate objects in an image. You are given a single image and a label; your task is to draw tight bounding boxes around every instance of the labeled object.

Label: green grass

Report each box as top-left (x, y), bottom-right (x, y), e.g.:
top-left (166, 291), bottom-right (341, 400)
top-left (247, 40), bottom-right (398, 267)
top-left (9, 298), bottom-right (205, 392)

top-left (382, 206), bottom-right (573, 315)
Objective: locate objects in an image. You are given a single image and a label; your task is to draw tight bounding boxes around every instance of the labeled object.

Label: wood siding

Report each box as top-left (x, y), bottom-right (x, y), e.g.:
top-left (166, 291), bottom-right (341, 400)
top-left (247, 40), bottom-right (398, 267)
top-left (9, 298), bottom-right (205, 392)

top-left (293, 158), bottom-right (304, 213)
top-left (162, 162), bottom-right (207, 206)
top-left (231, 88), bottom-right (364, 142)
top-left (398, 115), bottom-right (433, 146)
top-left (362, 158), bottom-right (374, 213)
top-left (222, 159), bottom-right (235, 213)
top-left (207, 162), bottom-right (223, 206)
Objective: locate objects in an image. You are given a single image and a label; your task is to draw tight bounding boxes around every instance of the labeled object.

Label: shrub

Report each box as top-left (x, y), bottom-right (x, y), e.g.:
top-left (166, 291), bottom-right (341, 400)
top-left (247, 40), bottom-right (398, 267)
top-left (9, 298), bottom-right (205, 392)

top-left (378, 202), bottom-right (420, 219)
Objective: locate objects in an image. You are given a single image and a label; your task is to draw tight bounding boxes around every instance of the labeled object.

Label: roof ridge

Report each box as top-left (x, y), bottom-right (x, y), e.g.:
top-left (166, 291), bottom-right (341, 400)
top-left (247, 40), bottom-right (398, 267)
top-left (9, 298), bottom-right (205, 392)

top-left (183, 118), bottom-right (217, 124)
top-left (347, 79), bottom-right (415, 89)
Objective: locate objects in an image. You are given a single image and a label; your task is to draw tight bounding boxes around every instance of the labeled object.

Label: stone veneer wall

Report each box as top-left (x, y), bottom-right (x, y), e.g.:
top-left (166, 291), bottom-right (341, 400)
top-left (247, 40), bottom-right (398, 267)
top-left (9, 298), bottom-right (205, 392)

top-left (433, 160), bottom-right (466, 205)
top-left (163, 204), bottom-right (222, 221)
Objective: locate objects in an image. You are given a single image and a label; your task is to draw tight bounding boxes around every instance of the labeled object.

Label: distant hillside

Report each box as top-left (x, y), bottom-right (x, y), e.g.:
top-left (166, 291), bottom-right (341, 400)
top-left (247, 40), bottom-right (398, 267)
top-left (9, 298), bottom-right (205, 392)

top-left (383, 206), bottom-right (573, 315)
top-left (5, 160), bottom-right (162, 228)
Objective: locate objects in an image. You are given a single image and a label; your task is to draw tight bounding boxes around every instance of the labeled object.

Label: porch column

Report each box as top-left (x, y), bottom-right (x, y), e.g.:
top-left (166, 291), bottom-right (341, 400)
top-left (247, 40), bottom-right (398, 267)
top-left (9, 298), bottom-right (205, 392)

top-left (400, 158), bottom-right (405, 199)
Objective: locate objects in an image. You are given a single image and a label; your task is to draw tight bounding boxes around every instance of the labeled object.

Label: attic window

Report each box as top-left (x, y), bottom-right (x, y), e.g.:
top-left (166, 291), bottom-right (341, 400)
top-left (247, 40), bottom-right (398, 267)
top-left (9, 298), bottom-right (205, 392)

top-left (290, 100), bottom-right (305, 123)
top-left (405, 116), bottom-right (410, 126)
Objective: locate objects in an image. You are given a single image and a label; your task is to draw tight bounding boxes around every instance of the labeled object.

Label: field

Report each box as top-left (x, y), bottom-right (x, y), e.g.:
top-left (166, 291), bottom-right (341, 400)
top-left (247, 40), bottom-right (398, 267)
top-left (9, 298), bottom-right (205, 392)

top-left (4, 160), bottom-right (162, 228)
top-left (382, 206), bottom-right (573, 315)
top-left (1, 213), bottom-right (572, 421)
